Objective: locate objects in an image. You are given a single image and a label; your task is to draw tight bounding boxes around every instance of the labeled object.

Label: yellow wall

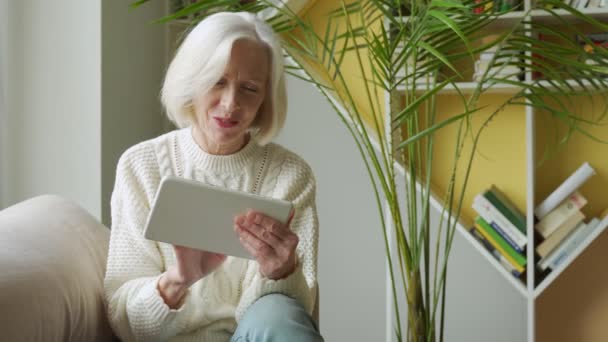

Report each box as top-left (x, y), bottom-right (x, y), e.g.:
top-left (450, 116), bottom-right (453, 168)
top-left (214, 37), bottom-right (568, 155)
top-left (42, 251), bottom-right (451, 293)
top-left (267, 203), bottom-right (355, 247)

top-left (407, 94), bottom-right (528, 228)
top-left (289, 0), bottom-right (385, 134)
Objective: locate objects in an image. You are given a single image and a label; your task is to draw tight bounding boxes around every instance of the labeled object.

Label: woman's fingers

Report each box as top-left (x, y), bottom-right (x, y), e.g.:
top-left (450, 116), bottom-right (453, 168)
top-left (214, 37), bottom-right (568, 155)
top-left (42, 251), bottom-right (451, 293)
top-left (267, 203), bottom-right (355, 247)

top-left (234, 222), bottom-right (274, 258)
top-left (234, 210), bottom-right (300, 259)
top-left (245, 210), bottom-right (292, 240)
top-left (237, 215), bottom-right (283, 247)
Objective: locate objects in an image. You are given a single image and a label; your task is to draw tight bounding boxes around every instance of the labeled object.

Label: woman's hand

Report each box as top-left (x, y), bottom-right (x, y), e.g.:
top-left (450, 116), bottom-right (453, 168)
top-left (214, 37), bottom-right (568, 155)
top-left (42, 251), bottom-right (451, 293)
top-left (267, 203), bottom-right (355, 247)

top-left (234, 209), bottom-right (299, 280)
top-left (158, 247), bottom-right (227, 309)
top-left (171, 246), bottom-right (228, 286)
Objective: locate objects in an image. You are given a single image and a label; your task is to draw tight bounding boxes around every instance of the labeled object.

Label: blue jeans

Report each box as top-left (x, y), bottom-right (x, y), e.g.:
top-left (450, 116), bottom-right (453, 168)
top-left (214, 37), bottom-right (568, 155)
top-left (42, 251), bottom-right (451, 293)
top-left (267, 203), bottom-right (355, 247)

top-left (231, 294), bottom-right (324, 342)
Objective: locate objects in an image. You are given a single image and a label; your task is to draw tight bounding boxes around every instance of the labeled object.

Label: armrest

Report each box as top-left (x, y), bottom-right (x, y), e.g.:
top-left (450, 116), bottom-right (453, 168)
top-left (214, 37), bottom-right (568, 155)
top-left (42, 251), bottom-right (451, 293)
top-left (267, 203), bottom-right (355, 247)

top-left (0, 195), bottom-right (116, 341)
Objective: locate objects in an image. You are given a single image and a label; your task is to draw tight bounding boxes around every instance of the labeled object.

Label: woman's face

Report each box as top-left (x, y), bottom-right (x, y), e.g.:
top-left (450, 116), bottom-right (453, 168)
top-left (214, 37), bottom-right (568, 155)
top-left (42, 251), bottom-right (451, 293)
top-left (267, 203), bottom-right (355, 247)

top-left (191, 39), bottom-right (270, 154)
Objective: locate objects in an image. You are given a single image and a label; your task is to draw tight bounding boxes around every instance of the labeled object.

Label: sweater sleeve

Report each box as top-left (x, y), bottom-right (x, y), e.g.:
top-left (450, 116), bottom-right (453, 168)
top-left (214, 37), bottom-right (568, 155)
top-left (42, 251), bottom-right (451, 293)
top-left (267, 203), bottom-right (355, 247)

top-left (235, 153), bottom-right (319, 321)
top-left (103, 143), bottom-right (192, 342)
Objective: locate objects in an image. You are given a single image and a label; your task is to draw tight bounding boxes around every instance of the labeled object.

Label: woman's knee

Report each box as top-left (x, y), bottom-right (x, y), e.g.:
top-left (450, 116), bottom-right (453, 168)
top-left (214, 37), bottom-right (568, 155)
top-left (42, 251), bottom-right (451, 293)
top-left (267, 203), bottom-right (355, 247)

top-left (233, 294), bottom-right (323, 342)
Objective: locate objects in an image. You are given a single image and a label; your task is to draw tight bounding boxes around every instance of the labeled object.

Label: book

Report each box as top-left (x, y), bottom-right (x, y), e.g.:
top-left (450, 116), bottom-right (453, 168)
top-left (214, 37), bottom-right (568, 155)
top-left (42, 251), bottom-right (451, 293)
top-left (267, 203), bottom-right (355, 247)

top-left (536, 210), bottom-right (585, 258)
top-left (535, 191), bottom-right (587, 238)
top-left (485, 185), bottom-right (526, 234)
top-left (475, 216), bottom-right (527, 269)
top-left (534, 162), bottom-right (596, 220)
top-left (541, 213), bottom-right (608, 271)
top-left (538, 219), bottom-right (599, 271)
top-left (473, 194), bottom-right (527, 251)
top-left (470, 227), bottom-right (523, 276)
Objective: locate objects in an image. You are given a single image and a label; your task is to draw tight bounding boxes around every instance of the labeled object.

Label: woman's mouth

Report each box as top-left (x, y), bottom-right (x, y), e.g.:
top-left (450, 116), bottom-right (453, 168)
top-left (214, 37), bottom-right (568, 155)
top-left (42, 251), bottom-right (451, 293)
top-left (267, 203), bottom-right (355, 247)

top-left (214, 117), bottom-right (239, 128)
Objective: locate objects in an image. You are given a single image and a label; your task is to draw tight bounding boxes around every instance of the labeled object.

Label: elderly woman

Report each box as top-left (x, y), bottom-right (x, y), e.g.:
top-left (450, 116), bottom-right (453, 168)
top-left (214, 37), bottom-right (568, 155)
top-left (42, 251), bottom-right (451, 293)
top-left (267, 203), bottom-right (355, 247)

top-left (103, 12), bottom-right (323, 342)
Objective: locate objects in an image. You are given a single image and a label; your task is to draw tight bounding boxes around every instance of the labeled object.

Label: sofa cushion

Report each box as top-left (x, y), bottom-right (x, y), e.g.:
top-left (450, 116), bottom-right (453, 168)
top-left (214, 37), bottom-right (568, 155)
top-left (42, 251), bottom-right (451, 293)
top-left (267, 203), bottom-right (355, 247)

top-left (0, 195), bottom-right (115, 341)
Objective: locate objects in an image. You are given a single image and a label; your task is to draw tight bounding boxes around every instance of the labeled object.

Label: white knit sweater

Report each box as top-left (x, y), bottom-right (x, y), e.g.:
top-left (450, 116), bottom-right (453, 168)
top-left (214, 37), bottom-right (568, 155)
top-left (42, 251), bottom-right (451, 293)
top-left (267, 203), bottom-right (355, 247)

top-left (103, 128), bottom-right (319, 342)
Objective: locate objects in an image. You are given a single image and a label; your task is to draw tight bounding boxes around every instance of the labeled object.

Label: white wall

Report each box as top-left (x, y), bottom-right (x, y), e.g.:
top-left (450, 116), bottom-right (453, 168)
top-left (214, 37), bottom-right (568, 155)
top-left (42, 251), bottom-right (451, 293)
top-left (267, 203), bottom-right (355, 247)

top-left (0, 0), bottom-right (166, 221)
top-left (276, 75), bottom-right (387, 341)
top-left (101, 0), bottom-right (167, 225)
top-left (2, 0), bottom-right (102, 216)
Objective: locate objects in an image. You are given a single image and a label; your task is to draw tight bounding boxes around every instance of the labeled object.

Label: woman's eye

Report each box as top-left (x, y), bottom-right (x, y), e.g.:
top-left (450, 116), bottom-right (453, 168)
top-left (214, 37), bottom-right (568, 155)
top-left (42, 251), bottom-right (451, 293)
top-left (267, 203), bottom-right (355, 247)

top-left (243, 85), bottom-right (258, 93)
top-left (215, 79), bottom-right (226, 87)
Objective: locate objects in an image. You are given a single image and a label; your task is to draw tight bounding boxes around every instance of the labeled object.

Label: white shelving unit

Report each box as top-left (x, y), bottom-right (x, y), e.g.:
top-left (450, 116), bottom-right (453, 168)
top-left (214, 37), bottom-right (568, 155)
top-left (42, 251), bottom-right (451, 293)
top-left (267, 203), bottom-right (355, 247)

top-left (385, 3), bottom-right (608, 342)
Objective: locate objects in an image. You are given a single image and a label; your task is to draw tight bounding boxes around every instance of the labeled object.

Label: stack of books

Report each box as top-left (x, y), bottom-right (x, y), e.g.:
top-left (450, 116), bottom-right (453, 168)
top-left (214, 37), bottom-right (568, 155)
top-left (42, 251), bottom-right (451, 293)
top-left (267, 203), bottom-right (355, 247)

top-left (473, 45), bottom-right (524, 82)
top-left (474, 0), bottom-right (521, 13)
top-left (470, 185), bottom-right (527, 278)
top-left (535, 162), bottom-right (608, 271)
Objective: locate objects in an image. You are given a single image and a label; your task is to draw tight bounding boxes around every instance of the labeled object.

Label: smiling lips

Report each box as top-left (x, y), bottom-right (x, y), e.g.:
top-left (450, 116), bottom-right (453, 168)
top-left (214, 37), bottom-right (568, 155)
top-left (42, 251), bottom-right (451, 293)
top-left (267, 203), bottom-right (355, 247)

top-left (214, 117), bottom-right (239, 128)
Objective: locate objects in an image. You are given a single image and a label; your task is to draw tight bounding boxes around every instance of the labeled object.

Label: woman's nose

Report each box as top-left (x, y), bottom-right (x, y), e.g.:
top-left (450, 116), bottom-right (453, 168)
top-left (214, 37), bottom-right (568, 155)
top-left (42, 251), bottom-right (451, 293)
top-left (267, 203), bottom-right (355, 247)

top-left (220, 86), bottom-right (240, 113)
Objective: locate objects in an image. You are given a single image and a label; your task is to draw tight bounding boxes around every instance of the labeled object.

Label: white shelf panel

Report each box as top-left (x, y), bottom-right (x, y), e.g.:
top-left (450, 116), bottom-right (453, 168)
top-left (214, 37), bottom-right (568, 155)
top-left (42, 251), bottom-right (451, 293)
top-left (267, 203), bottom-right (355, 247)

top-left (533, 78), bottom-right (607, 91)
top-left (397, 8), bottom-right (608, 26)
top-left (458, 224), bottom-right (529, 297)
top-left (397, 11), bottom-right (528, 30)
top-left (534, 216), bottom-right (608, 298)
top-left (397, 11), bottom-right (526, 21)
top-left (484, 11), bottom-right (529, 29)
top-left (396, 81), bottom-right (523, 94)
top-left (530, 8), bottom-right (608, 23)
top-left (390, 160), bottom-right (529, 298)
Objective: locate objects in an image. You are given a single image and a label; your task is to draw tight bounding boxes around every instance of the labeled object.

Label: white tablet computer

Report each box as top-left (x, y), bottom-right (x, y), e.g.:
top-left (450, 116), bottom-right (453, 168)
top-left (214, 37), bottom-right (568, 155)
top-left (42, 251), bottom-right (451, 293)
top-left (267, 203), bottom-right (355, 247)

top-left (143, 176), bottom-right (293, 260)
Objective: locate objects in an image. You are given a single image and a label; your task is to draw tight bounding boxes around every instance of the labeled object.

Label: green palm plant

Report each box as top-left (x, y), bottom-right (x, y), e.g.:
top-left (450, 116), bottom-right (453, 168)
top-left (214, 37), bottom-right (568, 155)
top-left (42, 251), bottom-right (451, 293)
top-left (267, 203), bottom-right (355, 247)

top-left (132, 0), bottom-right (608, 341)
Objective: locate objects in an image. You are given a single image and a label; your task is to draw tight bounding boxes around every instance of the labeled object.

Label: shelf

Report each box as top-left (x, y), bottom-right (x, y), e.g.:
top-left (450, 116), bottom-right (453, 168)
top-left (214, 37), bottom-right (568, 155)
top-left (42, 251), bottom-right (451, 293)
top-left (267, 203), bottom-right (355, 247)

top-left (480, 11), bottom-right (529, 29)
top-left (396, 11), bottom-right (528, 30)
top-left (396, 81), bottom-right (524, 94)
top-left (392, 160), bottom-right (529, 297)
top-left (530, 8), bottom-right (608, 23)
top-left (534, 216), bottom-right (608, 298)
top-left (459, 224), bottom-right (529, 297)
top-left (533, 78), bottom-right (607, 91)
top-left (396, 8), bottom-right (608, 26)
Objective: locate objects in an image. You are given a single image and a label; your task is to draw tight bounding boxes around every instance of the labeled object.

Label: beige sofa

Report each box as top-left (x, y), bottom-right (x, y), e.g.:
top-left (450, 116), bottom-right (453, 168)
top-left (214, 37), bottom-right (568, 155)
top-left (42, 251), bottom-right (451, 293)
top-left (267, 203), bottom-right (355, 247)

top-left (0, 195), bottom-right (116, 341)
top-left (0, 195), bottom-right (320, 341)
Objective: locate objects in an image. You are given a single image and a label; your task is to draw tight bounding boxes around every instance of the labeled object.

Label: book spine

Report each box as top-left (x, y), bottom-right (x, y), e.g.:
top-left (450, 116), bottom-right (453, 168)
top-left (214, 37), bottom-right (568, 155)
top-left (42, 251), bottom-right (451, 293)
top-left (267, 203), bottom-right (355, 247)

top-left (544, 218), bottom-right (600, 270)
top-left (538, 220), bottom-right (590, 271)
top-left (473, 195), bottom-right (527, 250)
top-left (485, 189), bottom-right (526, 234)
top-left (475, 217), bottom-right (527, 267)
top-left (535, 191), bottom-right (587, 238)
top-left (470, 227), bottom-right (523, 276)
top-left (534, 162), bottom-right (595, 219)
top-left (550, 216), bottom-right (608, 271)
top-left (536, 210), bottom-right (585, 258)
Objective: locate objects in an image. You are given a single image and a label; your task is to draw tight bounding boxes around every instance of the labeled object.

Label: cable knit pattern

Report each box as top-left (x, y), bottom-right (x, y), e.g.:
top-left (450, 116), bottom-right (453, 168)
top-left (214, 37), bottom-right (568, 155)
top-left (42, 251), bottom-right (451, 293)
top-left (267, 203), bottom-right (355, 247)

top-left (104, 128), bottom-right (319, 342)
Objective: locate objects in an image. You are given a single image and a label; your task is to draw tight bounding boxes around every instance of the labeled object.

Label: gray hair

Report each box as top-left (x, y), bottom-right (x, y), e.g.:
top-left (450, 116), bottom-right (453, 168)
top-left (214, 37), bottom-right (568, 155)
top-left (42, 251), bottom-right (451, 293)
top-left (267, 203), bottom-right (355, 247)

top-left (161, 12), bottom-right (287, 145)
